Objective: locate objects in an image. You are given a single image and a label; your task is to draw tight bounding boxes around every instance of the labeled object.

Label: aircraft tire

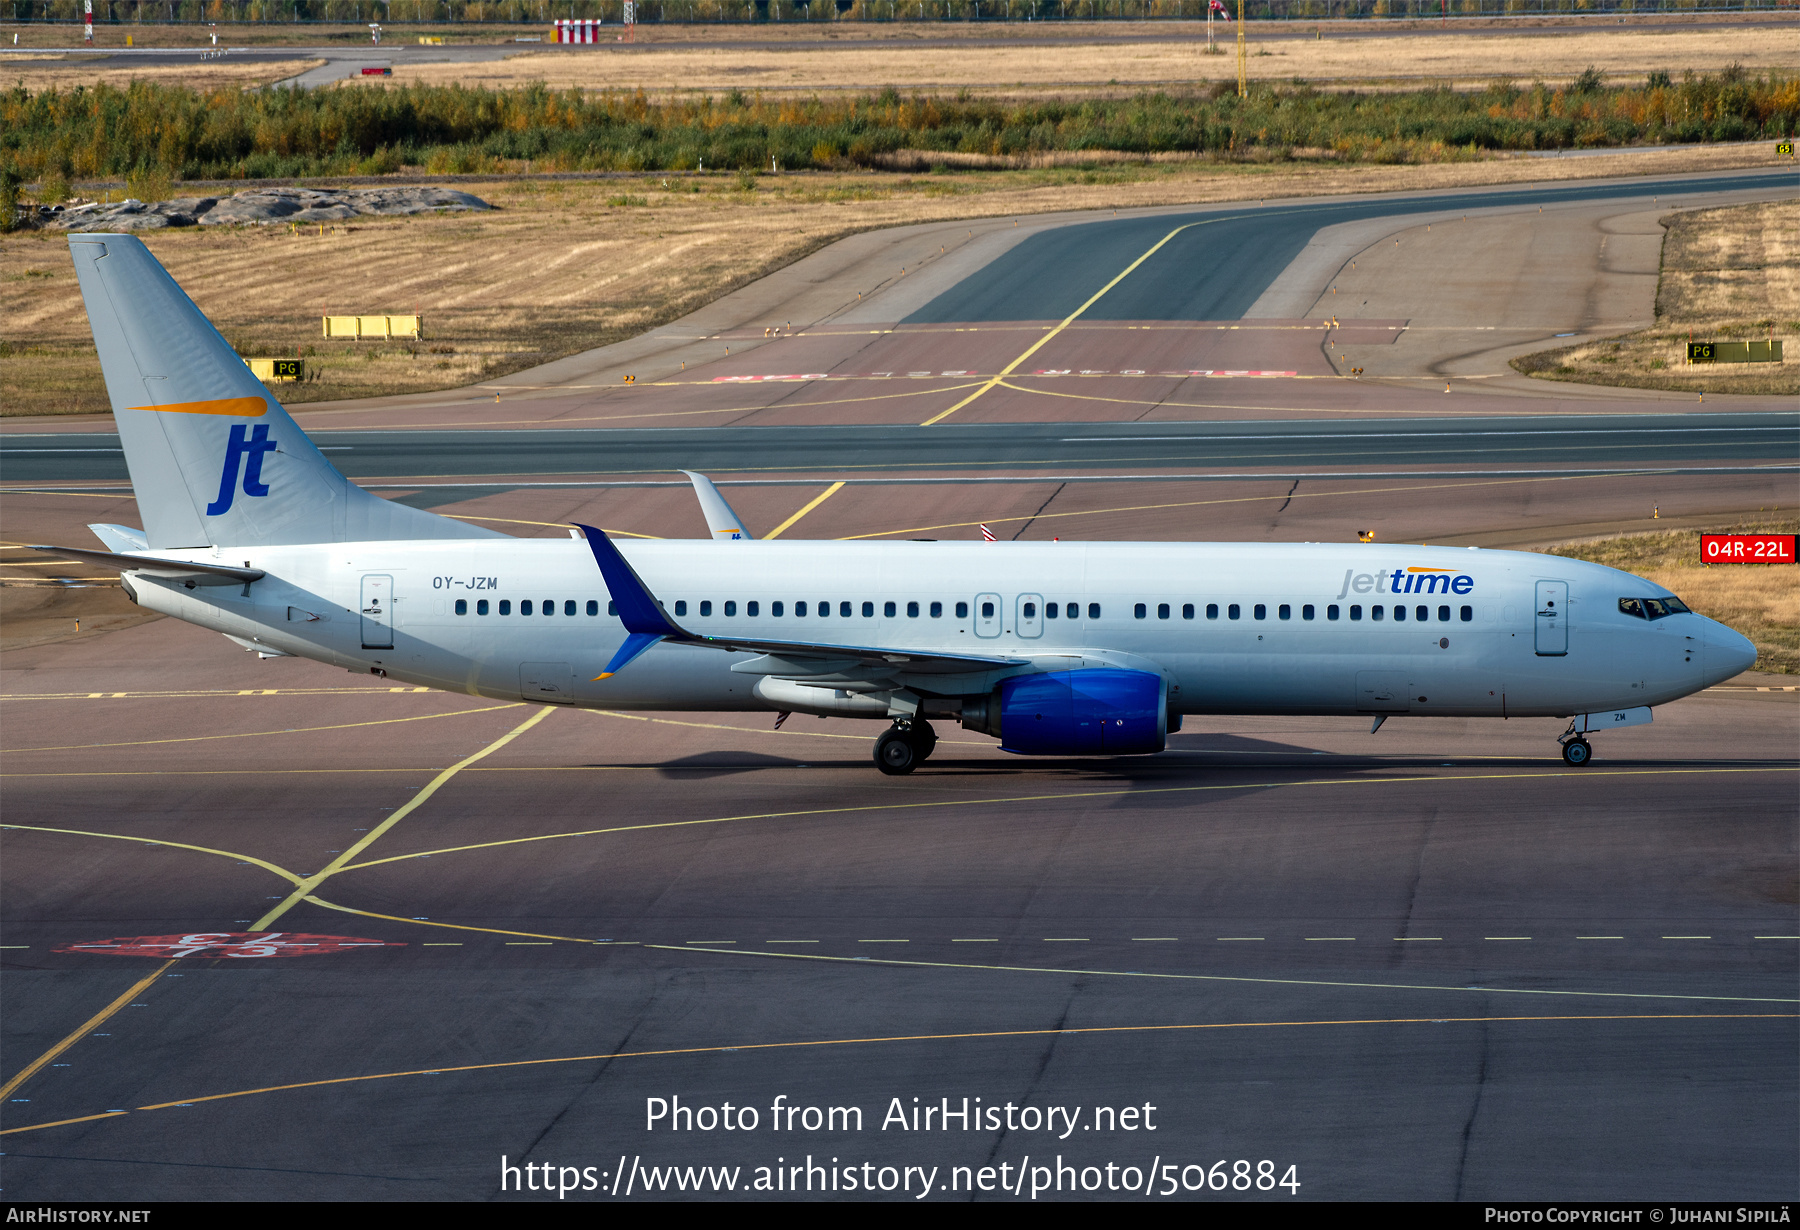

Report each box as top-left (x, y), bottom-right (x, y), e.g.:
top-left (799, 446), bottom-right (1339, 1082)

top-left (910, 720), bottom-right (938, 763)
top-left (875, 728), bottom-right (918, 775)
top-left (1561, 738), bottom-right (1592, 767)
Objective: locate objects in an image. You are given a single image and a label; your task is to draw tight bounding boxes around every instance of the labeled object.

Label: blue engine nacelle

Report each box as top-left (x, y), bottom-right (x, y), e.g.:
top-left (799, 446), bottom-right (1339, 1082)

top-left (961, 668), bottom-right (1168, 756)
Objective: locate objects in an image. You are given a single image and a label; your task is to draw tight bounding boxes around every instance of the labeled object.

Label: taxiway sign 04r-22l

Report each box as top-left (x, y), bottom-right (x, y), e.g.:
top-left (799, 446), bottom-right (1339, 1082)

top-left (35, 235), bottom-right (1757, 774)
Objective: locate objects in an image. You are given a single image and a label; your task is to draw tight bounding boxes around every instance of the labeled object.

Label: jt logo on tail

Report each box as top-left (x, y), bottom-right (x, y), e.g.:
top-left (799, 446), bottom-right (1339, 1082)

top-left (207, 423), bottom-right (277, 516)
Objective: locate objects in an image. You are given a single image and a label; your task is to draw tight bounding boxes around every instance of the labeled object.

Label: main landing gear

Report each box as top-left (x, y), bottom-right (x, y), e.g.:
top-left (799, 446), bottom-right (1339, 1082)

top-left (1560, 736), bottom-right (1593, 767)
top-left (873, 718), bottom-right (937, 776)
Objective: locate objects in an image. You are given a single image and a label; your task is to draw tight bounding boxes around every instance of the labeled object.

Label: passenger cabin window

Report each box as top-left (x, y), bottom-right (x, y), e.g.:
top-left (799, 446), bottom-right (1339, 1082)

top-left (1023, 602), bottom-right (1037, 620)
top-left (477, 599), bottom-right (489, 615)
top-left (980, 601), bottom-right (995, 619)
top-left (907, 601), bottom-right (920, 617)
top-left (1067, 603), bottom-right (1080, 619)
top-left (1182, 603), bottom-right (1195, 620)
top-left (841, 601), bottom-right (853, 617)
top-left (1158, 603), bottom-right (1170, 620)
top-left (1303, 604), bottom-right (1315, 621)
top-left (1135, 603), bottom-right (1147, 620)
top-left (700, 601), bottom-right (713, 617)
top-left (500, 600), bottom-right (513, 616)
top-left (1437, 605), bottom-right (1449, 622)
top-left (773, 601), bottom-right (784, 616)
top-left (747, 601), bottom-right (760, 617)
top-left (1460, 605), bottom-right (1473, 622)
top-left (1416, 605), bottom-right (1428, 622)
top-left (455, 599), bottom-right (468, 615)
top-left (724, 601), bottom-right (736, 617)
top-left (587, 600), bottom-right (599, 616)
top-left (956, 602), bottom-right (969, 619)
top-left (608, 601), bottom-right (617, 616)
top-left (1327, 605), bottom-right (1339, 621)
top-left (795, 601), bottom-right (807, 616)
top-left (1349, 605), bottom-right (1362, 621)
top-left (1393, 604), bottom-right (1405, 621)
top-left (1206, 604), bottom-right (1218, 620)
top-left (863, 602), bottom-right (875, 618)
top-left (1279, 604), bottom-right (1291, 620)
top-left (1088, 603), bottom-right (1101, 620)
top-left (1254, 604), bottom-right (1266, 620)
top-left (1046, 602), bottom-right (1059, 620)
top-left (1228, 604), bottom-right (1241, 620)
top-left (675, 600), bottom-right (687, 616)
top-left (885, 601), bottom-right (897, 617)
top-left (931, 601), bottom-right (944, 618)
top-left (565, 600), bottom-right (577, 616)
top-left (819, 601), bottom-right (830, 617)
top-left (1372, 605), bottom-right (1385, 621)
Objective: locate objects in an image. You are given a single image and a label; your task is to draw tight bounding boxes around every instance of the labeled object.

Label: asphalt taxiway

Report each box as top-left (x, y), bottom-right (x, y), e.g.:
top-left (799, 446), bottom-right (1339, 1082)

top-left (1, 165), bottom-right (1795, 1201)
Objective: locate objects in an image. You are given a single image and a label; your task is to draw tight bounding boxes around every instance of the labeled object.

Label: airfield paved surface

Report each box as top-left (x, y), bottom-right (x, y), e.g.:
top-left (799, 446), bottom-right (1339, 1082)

top-left (2, 611), bottom-right (1795, 1200)
top-left (2, 166), bottom-right (1795, 1201)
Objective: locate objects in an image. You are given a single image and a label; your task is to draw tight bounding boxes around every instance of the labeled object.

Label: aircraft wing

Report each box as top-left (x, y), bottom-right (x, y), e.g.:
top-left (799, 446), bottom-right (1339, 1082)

top-left (29, 544), bottom-right (265, 587)
top-left (682, 471), bottom-right (753, 540)
top-left (575, 523), bottom-right (1026, 679)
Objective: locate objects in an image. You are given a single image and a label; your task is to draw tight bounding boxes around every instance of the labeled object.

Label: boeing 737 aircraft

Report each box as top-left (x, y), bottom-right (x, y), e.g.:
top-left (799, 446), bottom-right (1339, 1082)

top-left (35, 235), bottom-right (1757, 774)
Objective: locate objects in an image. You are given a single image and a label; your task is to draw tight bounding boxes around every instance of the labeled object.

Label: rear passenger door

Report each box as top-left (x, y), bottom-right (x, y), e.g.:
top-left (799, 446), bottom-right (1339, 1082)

top-left (974, 593), bottom-right (1002, 638)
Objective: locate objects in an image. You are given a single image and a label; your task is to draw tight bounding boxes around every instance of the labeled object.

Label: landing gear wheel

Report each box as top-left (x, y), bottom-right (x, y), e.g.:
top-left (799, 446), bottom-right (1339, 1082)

top-left (910, 719), bottom-right (938, 763)
top-left (1561, 738), bottom-right (1592, 767)
top-left (874, 728), bottom-right (918, 776)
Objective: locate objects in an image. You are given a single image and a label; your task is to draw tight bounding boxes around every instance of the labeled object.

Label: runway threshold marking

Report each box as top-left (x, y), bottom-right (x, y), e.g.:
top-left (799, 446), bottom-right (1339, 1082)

top-left (6, 1014), bottom-right (1789, 1140)
top-left (765, 481), bottom-right (846, 539)
top-left (6, 702), bottom-right (524, 754)
top-left (919, 214), bottom-right (1248, 427)
top-left (658, 944), bottom-right (1800, 1006)
top-left (349, 381), bottom-right (990, 431)
top-left (248, 705), bottom-right (556, 932)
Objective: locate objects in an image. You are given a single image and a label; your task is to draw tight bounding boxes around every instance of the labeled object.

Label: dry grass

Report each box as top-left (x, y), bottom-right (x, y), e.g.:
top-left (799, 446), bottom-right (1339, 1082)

top-left (1514, 199), bottom-right (1800, 396)
top-left (1549, 516), bottom-right (1800, 675)
top-left (381, 28), bottom-right (1792, 95)
top-left (1, 142), bottom-right (1783, 418)
top-left (0, 53), bottom-right (324, 91)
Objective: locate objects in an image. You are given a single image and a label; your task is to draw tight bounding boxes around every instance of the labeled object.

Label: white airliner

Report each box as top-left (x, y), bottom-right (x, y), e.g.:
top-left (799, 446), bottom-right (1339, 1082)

top-left (35, 235), bottom-right (1756, 774)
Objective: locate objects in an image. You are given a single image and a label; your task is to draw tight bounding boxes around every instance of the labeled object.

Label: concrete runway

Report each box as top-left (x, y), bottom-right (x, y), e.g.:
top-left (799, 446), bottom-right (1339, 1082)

top-left (6, 414), bottom-right (1796, 486)
top-left (2, 167), bottom-right (1796, 1201)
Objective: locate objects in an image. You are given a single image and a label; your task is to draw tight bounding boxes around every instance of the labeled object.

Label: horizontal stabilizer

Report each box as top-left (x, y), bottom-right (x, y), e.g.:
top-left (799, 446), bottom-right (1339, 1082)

top-left (88, 523), bottom-right (148, 553)
top-left (30, 544), bottom-right (264, 586)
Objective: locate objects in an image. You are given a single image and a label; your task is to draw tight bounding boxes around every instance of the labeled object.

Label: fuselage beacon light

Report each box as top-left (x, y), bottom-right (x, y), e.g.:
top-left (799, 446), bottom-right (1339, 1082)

top-left (41, 235), bottom-right (1757, 775)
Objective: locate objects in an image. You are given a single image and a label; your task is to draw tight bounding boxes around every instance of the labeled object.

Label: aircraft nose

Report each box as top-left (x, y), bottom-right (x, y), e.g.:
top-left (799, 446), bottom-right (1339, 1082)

top-left (1706, 621), bottom-right (1757, 682)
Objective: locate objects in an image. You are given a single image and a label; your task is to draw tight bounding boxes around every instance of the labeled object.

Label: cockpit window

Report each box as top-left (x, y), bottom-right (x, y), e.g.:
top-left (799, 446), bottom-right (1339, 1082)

top-left (1622, 596), bottom-right (1691, 620)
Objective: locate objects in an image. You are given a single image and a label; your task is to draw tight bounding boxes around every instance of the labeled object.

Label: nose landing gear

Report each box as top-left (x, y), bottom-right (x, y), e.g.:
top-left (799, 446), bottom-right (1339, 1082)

top-left (873, 718), bottom-right (937, 776)
top-left (1560, 736), bottom-right (1593, 766)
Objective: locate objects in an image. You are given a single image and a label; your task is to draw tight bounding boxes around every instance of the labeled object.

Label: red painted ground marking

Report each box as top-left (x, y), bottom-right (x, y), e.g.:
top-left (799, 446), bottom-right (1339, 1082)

top-left (55, 933), bottom-right (405, 959)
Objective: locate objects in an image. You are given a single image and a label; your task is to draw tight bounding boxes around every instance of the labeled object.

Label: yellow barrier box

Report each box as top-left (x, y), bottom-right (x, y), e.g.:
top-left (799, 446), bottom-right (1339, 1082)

top-left (322, 314), bottom-right (424, 341)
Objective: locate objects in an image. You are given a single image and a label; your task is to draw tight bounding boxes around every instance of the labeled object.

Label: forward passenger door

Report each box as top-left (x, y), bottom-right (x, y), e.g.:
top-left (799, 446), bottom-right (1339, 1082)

top-left (1535, 580), bottom-right (1568, 656)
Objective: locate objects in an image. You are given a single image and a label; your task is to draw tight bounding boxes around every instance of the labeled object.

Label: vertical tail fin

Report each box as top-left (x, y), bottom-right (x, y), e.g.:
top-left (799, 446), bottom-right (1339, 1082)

top-left (67, 234), bottom-right (497, 548)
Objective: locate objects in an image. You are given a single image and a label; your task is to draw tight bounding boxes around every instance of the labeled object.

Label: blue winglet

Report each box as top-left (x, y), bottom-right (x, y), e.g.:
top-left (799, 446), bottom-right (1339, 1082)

top-left (599, 631), bottom-right (666, 679)
top-left (575, 523), bottom-right (688, 678)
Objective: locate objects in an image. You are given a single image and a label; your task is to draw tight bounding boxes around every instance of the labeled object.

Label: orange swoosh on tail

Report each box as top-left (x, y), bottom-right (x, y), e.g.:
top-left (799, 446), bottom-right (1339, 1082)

top-left (130, 396), bottom-right (268, 417)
